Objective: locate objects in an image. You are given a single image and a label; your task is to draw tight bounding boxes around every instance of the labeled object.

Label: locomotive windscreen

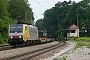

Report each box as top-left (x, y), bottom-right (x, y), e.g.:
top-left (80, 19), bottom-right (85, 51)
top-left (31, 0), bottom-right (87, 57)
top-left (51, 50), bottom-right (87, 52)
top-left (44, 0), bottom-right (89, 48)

top-left (10, 24), bottom-right (22, 33)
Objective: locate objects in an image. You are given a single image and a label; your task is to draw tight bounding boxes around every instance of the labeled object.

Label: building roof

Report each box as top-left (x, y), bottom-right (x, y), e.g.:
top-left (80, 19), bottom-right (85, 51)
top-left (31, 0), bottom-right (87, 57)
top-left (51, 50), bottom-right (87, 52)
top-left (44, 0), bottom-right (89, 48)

top-left (68, 24), bottom-right (78, 29)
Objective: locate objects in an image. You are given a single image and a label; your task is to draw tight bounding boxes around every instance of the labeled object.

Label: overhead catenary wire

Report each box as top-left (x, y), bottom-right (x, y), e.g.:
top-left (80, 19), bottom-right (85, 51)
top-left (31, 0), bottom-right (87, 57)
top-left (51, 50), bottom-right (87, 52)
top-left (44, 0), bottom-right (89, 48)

top-left (30, 1), bottom-right (57, 2)
top-left (46, 0), bottom-right (52, 4)
top-left (33, 0), bottom-right (46, 9)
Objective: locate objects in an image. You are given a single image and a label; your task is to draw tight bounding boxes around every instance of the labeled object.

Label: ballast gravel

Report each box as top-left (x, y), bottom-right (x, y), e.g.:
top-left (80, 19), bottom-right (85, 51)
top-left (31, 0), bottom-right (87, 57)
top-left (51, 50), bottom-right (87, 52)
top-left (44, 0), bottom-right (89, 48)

top-left (41, 41), bottom-right (90, 60)
top-left (0, 41), bottom-right (59, 59)
top-left (56, 46), bottom-right (90, 60)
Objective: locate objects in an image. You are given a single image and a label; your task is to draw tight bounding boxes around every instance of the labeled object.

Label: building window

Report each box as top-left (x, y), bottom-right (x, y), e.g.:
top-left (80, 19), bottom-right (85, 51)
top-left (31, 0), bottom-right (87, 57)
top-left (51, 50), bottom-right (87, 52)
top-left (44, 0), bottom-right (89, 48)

top-left (71, 30), bottom-right (75, 33)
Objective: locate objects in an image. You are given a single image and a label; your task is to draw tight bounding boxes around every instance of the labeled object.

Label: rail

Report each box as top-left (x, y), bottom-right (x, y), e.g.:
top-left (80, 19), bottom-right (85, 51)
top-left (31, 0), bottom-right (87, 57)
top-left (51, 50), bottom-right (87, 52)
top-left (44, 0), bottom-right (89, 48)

top-left (1, 41), bottom-right (65, 60)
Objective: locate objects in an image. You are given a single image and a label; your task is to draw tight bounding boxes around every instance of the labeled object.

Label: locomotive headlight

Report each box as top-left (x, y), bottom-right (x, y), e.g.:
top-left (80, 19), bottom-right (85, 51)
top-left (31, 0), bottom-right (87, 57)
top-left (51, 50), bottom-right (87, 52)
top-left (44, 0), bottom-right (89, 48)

top-left (10, 36), bottom-right (12, 38)
top-left (19, 36), bottom-right (22, 38)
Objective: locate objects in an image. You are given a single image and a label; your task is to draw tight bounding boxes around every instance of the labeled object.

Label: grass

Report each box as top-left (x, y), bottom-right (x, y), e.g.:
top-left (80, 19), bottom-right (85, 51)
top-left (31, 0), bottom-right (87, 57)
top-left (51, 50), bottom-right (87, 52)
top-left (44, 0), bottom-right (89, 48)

top-left (57, 57), bottom-right (67, 60)
top-left (75, 42), bottom-right (85, 49)
top-left (68, 37), bottom-right (90, 49)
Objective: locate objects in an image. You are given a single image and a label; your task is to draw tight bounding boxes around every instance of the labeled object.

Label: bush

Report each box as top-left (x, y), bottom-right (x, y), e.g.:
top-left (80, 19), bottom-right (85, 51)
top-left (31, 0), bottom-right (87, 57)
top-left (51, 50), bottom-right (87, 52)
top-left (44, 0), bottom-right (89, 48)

top-left (68, 37), bottom-right (90, 49)
top-left (0, 17), bottom-right (13, 44)
top-left (76, 37), bottom-right (90, 42)
top-left (68, 37), bottom-right (78, 41)
top-left (75, 41), bottom-right (90, 49)
top-left (0, 35), bottom-right (4, 44)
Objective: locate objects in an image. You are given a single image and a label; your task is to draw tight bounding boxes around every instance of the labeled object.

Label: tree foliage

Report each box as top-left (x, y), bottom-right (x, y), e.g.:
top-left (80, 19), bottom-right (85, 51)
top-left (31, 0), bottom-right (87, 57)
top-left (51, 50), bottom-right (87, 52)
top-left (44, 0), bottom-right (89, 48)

top-left (36, 19), bottom-right (44, 37)
top-left (0, 0), bottom-right (9, 18)
top-left (36, 0), bottom-right (90, 39)
top-left (36, 19), bottom-right (44, 30)
top-left (43, 1), bottom-right (73, 38)
top-left (8, 0), bottom-right (34, 24)
top-left (0, 0), bottom-right (13, 44)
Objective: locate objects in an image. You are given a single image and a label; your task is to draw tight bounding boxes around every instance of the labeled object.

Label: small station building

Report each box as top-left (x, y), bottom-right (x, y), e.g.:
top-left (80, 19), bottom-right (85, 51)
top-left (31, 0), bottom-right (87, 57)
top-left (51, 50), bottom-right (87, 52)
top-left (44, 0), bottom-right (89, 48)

top-left (67, 24), bottom-right (79, 38)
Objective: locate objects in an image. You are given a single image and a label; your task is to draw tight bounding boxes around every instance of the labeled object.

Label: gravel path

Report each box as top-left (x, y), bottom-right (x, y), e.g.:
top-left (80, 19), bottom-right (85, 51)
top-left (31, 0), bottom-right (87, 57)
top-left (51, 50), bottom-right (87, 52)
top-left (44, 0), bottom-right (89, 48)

top-left (0, 41), bottom-right (59, 59)
top-left (41, 41), bottom-right (90, 60)
top-left (56, 46), bottom-right (90, 60)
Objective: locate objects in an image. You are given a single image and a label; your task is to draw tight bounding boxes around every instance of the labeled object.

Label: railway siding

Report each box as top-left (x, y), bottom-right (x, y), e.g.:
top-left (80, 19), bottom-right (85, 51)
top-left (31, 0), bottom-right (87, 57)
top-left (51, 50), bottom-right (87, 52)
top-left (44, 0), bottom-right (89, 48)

top-left (0, 41), bottom-right (60, 60)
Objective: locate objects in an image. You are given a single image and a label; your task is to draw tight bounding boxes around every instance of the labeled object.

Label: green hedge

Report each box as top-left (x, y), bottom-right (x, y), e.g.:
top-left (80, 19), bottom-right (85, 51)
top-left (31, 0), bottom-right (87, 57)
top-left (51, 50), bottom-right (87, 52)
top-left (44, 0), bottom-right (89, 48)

top-left (68, 37), bottom-right (90, 42)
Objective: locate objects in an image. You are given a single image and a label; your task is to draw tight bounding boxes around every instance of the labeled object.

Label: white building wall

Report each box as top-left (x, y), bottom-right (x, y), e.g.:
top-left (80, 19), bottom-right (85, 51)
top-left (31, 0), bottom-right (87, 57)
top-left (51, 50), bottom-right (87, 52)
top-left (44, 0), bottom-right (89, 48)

top-left (67, 29), bottom-right (79, 38)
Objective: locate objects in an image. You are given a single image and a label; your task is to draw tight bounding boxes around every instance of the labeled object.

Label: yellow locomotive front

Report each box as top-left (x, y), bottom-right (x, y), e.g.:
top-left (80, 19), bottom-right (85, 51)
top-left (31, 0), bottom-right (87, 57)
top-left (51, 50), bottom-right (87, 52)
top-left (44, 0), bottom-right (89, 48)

top-left (8, 24), bottom-right (29, 46)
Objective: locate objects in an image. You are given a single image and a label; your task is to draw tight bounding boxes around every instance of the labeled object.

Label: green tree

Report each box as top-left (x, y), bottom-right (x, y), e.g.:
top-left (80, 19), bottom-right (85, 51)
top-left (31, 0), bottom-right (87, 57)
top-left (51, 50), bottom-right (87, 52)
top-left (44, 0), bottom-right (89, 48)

top-left (43, 1), bottom-right (73, 38)
top-left (0, 0), bottom-right (9, 18)
top-left (36, 19), bottom-right (44, 37)
top-left (36, 19), bottom-right (44, 30)
top-left (8, 0), bottom-right (34, 24)
top-left (0, 0), bottom-right (13, 44)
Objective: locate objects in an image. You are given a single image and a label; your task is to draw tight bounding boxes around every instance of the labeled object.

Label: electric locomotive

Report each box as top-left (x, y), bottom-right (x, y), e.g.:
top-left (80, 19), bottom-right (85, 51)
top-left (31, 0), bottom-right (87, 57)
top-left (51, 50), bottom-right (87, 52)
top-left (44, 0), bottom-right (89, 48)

top-left (8, 24), bottom-right (38, 46)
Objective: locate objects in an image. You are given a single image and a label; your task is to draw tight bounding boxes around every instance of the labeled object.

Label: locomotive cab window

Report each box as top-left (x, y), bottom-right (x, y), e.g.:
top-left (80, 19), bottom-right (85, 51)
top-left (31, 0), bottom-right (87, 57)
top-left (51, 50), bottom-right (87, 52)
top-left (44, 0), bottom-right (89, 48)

top-left (10, 25), bottom-right (22, 33)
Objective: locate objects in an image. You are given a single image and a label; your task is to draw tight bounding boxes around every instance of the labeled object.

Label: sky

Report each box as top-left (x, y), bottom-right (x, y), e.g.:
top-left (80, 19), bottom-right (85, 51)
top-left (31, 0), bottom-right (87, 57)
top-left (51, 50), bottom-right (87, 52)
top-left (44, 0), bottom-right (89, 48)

top-left (29, 0), bottom-right (82, 22)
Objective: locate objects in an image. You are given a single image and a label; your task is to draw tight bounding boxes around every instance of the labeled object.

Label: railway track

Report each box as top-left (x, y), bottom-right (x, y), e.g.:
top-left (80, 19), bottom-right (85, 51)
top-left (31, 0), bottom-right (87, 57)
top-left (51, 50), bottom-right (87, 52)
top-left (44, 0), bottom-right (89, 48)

top-left (0, 44), bottom-right (26, 51)
top-left (0, 44), bottom-right (9, 47)
top-left (0, 42), bottom-right (55, 51)
top-left (0, 45), bottom-right (13, 51)
top-left (1, 41), bottom-right (65, 60)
